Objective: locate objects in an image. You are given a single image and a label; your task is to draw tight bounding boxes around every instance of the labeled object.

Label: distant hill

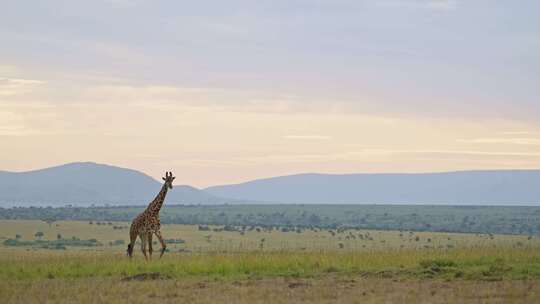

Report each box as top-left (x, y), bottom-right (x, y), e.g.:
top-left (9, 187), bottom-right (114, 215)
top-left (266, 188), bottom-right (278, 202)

top-left (0, 162), bottom-right (223, 207)
top-left (2, 164), bottom-right (539, 207)
top-left (204, 171), bottom-right (540, 205)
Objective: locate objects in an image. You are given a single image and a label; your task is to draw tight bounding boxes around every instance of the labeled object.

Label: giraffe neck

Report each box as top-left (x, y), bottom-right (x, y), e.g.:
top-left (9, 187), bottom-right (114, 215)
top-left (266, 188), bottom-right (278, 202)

top-left (146, 183), bottom-right (168, 215)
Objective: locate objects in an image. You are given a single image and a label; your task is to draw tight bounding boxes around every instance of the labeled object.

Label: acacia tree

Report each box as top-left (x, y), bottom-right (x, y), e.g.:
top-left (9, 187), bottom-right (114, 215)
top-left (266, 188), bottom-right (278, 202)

top-left (42, 218), bottom-right (57, 228)
top-left (35, 231), bottom-right (44, 240)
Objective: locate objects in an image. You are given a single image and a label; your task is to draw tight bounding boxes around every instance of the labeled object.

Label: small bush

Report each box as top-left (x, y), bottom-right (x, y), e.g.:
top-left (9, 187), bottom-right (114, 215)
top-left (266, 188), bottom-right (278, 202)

top-left (419, 259), bottom-right (457, 269)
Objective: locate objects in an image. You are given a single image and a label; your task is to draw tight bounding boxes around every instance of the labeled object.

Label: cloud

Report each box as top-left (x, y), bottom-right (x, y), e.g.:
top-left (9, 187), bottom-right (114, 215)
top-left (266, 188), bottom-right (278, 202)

top-left (181, 148), bottom-right (540, 167)
top-left (1, 80), bottom-right (360, 116)
top-left (283, 135), bottom-right (332, 140)
top-left (0, 65), bottom-right (21, 75)
top-left (457, 138), bottom-right (540, 146)
top-left (362, 149), bottom-right (540, 157)
top-left (0, 77), bottom-right (45, 97)
top-left (0, 110), bottom-right (44, 136)
top-left (0, 111), bottom-right (24, 136)
top-left (501, 131), bottom-right (534, 136)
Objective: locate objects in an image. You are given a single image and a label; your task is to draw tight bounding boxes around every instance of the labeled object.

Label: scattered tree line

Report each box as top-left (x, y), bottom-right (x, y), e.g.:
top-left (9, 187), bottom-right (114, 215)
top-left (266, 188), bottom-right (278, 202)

top-left (1, 204), bottom-right (540, 236)
top-left (3, 234), bottom-right (102, 250)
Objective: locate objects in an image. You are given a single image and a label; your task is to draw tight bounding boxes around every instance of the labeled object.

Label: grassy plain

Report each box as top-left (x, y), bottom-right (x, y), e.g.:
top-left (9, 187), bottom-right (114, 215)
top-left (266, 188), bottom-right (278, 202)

top-left (3, 276), bottom-right (540, 304)
top-left (1, 220), bottom-right (540, 303)
top-left (4, 204), bottom-right (540, 235)
top-left (1, 220), bottom-right (538, 252)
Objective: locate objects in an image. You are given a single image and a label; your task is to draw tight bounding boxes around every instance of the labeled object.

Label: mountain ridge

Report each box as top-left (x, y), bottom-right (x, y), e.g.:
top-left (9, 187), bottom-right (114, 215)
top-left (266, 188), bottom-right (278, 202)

top-left (2, 162), bottom-right (540, 206)
top-left (0, 162), bottom-right (223, 207)
top-left (204, 170), bottom-right (540, 205)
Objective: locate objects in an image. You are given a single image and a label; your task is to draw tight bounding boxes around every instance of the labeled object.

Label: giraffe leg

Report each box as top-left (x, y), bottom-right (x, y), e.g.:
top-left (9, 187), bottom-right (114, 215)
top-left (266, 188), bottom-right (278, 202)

top-left (155, 230), bottom-right (167, 258)
top-left (127, 226), bottom-right (137, 258)
top-left (140, 234), bottom-right (148, 261)
top-left (147, 232), bottom-right (153, 260)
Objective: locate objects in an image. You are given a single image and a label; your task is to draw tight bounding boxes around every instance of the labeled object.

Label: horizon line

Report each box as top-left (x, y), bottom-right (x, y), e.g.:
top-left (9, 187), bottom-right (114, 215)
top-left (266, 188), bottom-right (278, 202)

top-left (3, 160), bottom-right (540, 189)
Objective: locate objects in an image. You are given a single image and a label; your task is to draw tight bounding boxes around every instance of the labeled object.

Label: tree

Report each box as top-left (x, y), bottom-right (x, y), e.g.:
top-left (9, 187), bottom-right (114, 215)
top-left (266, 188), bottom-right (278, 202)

top-left (42, 218), bottom-right (56, 228)
top-left (35, 231), bottom-right (44, 240)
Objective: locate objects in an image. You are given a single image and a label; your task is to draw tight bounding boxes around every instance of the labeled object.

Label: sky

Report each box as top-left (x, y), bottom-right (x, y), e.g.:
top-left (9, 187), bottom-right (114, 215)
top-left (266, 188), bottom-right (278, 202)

top-left (1, 0), bottom-right (539, 187)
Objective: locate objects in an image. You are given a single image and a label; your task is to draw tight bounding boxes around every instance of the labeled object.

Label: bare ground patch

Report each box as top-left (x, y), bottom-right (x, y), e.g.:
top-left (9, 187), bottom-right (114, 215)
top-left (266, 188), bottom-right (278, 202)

top-left (121, 272), bottom-right (171, 282)
top-left (2, 276), bottom-right (540, 304)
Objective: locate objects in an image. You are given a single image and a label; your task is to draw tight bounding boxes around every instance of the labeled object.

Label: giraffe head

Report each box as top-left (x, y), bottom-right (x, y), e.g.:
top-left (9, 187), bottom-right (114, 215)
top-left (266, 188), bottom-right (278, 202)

top-left (162, 171), bottom-right (175, 189)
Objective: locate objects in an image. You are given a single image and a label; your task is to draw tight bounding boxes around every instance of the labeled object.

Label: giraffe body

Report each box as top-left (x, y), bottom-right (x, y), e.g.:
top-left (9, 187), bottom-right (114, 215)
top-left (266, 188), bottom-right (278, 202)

top-left (127, 171), bottom-right (175, 259)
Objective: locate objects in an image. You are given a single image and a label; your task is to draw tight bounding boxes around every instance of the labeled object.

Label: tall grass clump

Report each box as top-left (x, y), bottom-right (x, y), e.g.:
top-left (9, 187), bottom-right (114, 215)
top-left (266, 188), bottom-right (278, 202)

top-left (1, 247), bottom-right (540, 281)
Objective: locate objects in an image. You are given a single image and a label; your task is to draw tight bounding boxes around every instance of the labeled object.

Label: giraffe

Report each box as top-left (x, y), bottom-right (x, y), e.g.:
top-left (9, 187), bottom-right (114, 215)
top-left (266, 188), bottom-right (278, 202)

top-left (127, 171), bottom-right (175, 260)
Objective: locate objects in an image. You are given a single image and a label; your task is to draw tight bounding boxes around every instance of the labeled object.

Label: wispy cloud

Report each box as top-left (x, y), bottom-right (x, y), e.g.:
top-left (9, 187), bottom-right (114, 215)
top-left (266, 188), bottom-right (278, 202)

top-left (0, 111), bottom-right (36, 136)
top-left (2, 80), bottom-right (362, 116)
top-left (283, 135), bottom-right (332, 140)
top-left (501, 131), bottom-right (534, 136)
top-left (362, 149), bottom-right (540, 157)
top-left (457, 138), bottom-right (540, 146)
top-left (181, 148), bottom-right (540, 167)
top-left (0, 77), bottom-right (45, 97)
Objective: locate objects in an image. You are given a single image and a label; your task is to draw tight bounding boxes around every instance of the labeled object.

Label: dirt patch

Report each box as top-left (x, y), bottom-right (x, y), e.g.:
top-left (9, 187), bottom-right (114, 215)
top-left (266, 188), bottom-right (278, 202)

top-left (4, 276), bottom-right (540, 304)
top-left (288, 281), bottom-right (310, 289)
top-left (121, 272), bottom-right (171, 281)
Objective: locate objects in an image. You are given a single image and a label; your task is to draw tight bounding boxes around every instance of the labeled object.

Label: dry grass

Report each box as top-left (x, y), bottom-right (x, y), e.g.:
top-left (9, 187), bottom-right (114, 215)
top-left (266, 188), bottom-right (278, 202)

top-left (2, 276), bottom-right (539, 304)
top-left (1, 220), bottom-right (537, 253)
top-left (2, 220), bottom-right (540, 303)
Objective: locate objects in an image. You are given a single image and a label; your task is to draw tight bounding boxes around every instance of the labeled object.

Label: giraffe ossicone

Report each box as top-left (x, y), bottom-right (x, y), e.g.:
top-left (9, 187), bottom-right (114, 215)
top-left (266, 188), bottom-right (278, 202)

top-left (127, 171), bottom-right (175, 260)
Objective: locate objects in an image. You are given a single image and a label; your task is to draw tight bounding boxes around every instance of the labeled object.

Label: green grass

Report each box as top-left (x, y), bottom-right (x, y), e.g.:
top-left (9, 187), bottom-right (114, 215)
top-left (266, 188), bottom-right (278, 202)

top-left (1, 220), bottom-right (538, 253)
top-left (2, 247), bottom-right (540, 281)
top-left (2, 220), bottom-right (540, 283)
top-left (3, 220), bottom-right (540, 304)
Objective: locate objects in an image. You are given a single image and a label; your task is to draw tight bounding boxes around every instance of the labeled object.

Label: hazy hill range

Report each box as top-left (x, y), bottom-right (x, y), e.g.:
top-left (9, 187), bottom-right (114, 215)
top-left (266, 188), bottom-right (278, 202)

top-left (1, 163), bottom-right (539, 206)
top-left (0, 162), bottom-right (222, 207)
top-left (205, 171), bottom-right (540, 205)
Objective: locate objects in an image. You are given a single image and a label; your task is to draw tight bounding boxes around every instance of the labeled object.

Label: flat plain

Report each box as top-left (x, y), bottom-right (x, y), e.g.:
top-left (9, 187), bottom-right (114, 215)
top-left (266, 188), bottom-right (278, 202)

top-left (1, 219), bottom-right (540, 303)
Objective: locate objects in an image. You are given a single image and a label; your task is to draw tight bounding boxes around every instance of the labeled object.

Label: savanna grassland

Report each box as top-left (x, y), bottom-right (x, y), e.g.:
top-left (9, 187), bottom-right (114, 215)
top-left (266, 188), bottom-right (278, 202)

top-left (4, 204), bottom-right (540, 235)
top-left (1, 218), bottom-right (540, 303)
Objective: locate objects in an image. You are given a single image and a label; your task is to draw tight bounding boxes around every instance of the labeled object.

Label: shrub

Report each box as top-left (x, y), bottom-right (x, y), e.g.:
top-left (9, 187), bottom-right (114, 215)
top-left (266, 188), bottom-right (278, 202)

top-left (419, 259), bottom-right (457, 269)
